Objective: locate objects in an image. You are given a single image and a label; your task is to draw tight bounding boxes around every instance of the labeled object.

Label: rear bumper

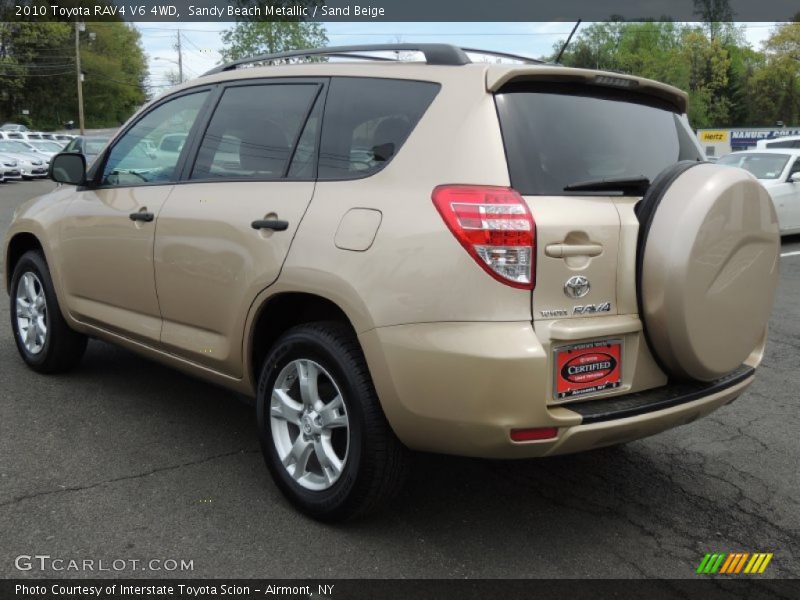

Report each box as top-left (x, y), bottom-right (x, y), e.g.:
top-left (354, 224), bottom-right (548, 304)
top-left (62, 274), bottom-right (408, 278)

top-left (360, 321), bottom-right (756, 459)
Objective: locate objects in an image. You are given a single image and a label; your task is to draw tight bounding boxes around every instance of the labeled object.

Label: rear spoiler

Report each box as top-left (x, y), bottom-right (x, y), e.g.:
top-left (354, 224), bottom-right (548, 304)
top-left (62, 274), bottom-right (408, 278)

top-left (486, 66), bottom-right (688, 114)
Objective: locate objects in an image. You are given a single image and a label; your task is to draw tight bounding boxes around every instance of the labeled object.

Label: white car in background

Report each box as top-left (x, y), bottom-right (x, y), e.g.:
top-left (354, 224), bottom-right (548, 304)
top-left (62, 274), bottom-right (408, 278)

top-left (0, 154), bottom-right (23, 182)
top-left (0, 139), bottom-right (52, 165)
top-left (0, 142), bottom-right (48, 179)
top-left (25, 140), bottom-right (65, 158)
top-left (718, 149), bottom-right (800, 235)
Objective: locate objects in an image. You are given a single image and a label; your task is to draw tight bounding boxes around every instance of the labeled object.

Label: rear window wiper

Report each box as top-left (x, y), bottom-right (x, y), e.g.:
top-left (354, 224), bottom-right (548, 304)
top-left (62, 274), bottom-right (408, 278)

top-left (563, 176), bottom-right (650, 195)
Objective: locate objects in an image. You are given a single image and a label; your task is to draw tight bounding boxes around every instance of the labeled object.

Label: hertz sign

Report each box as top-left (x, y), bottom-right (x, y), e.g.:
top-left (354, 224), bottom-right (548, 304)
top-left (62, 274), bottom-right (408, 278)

top-left (699, 131), bottom-right (729, 142)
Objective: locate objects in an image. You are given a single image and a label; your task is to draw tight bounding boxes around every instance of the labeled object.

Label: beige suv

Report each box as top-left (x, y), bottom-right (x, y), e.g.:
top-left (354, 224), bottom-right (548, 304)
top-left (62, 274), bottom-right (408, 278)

top-left (4, 45), bottom-right (780, 521)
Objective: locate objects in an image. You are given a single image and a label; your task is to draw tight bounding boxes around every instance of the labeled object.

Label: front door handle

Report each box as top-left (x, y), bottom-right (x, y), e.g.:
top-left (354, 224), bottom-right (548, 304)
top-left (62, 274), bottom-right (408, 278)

top-left (129, 211), bottom-right (154, 223)
top-left (251, 219), bottom-right (289, 231)
top-left (545, 243), bottom-right (603, 258)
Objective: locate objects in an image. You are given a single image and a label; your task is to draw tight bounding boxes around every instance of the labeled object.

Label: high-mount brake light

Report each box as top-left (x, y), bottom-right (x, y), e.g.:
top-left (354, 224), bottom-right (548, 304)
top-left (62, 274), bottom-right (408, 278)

top-left (432, 185), bottom-right (535, 290)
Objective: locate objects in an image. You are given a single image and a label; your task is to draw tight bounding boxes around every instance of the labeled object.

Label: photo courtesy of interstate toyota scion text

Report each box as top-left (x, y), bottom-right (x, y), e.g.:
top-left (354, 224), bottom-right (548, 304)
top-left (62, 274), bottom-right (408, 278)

top-left (4, 44), bottom-right (780, 521)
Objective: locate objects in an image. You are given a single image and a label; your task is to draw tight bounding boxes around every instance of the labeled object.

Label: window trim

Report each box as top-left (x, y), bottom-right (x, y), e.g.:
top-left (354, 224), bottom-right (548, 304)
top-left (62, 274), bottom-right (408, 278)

top-left (84, 85), bottom-right (217, 191)
top-left (184, 77), bottom-right (327, 184)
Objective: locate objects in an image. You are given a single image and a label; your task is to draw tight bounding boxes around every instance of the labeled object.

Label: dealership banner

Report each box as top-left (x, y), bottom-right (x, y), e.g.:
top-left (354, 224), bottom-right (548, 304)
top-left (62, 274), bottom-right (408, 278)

top-left (3, 0), bottom-right (800, 22)
top-left (731, 129), bottom-right (800, 147)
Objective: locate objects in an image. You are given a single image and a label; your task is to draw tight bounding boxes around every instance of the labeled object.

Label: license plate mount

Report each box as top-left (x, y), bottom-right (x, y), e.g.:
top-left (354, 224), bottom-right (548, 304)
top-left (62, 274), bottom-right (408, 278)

top-left (554, 339), bottom-right (622, 400)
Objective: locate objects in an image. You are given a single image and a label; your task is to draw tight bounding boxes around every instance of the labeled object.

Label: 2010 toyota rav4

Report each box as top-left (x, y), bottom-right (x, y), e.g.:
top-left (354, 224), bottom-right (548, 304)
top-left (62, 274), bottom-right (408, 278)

top-left (4, 45), bottom-right (780, 521)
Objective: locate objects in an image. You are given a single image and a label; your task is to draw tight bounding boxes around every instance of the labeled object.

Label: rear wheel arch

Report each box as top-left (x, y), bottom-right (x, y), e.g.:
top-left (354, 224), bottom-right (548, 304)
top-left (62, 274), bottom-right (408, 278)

top-left (247, 292), bottom-right (363, 391)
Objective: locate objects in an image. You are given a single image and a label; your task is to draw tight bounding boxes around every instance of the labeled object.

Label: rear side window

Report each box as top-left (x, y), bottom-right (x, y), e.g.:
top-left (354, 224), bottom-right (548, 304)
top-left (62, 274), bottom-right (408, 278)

top-left (766, 140), bottom-right (800, 149)
top-left (191, 83), bottom-right (321, 181)
top-left (495, 83), bottom-right (703, 195)
top-left (318, 77), bottom-right (440, 180)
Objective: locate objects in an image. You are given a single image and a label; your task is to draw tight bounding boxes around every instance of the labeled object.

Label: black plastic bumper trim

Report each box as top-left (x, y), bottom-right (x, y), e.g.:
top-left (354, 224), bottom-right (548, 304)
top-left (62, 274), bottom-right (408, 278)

top-left (567, 365), bottom-right (755, 424)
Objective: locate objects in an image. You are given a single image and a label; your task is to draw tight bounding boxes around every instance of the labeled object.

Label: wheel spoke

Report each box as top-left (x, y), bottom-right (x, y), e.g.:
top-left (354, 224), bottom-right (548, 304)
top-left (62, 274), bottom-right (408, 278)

top-left (318, 395), bottom-right (348, 429)
top-left (314, 436), bottom-right (343, 485)
top-left (270, 388), bottom-right (302, 425)
top-left (282, 436), bottom-right (314, 477)
top-left (16, 296), bottom-right (31, 319)
top-left (23, 273), bottom-right (37, 301)
top-left (297, 360), bottom-right (320, 407)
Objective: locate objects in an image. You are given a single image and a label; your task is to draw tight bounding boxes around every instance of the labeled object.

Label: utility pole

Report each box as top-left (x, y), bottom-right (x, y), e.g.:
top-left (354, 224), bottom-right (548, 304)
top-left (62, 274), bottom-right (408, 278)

top-left (176, 29), bottom-right (184, 84)
top-left (74, 21), bottom-right (85, 134)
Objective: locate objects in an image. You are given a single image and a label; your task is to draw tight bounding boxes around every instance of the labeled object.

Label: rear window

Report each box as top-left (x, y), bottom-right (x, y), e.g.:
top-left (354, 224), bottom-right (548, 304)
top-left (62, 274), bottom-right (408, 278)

top-left (717, 153), bottom-right (789, 179)
top-left (318, 77), bottom-right (440, 180)
top-left (495, 83), bottom-right (702, 195)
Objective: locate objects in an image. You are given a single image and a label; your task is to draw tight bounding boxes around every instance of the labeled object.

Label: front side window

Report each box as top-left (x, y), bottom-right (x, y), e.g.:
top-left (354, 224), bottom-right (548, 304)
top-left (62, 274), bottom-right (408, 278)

top-left (318, 77), bottom-right (440, 180)
top-left (100, 91), bottom-right (209, 187)
top-left (190, 83), bottom-right (320, 181)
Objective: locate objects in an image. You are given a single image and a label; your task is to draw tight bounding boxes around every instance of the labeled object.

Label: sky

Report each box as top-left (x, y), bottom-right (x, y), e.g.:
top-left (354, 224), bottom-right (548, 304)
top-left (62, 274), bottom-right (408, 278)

top-left (136, 21), bottom-right (782, 92)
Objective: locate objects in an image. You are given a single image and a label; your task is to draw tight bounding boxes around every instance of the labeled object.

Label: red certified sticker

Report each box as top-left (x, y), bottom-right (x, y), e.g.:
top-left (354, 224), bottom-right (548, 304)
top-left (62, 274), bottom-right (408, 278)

top-left (555, 340), bottom-right (622, 400)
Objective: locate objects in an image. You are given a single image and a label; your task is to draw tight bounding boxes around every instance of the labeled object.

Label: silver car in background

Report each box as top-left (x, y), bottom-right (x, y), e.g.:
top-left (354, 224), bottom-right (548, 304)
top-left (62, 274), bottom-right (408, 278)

top-left (0, 154), bottom-right (23, 181)
top-left (0, 142), bottom-right (48, 179)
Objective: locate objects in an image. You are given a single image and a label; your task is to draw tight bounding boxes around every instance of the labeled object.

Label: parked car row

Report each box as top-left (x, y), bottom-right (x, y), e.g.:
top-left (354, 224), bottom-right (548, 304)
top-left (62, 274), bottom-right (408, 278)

top-left (0, 134), bottom-right (113, 184)
top-left (0, 139), bottom-right (52, 183)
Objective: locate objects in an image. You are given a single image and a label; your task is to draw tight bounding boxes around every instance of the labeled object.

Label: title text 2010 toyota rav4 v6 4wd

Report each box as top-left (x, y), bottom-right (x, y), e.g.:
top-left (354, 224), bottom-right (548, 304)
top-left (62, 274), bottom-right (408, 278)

top-left (4, 45), bottom-right (780, 521)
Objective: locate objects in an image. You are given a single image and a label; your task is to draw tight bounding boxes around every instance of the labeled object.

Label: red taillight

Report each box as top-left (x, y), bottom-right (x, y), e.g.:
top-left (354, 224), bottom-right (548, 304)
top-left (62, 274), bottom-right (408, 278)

top-left (432, 185), bottom-right (535, 290)
top-left (510, 427), bottom-right (558, 442)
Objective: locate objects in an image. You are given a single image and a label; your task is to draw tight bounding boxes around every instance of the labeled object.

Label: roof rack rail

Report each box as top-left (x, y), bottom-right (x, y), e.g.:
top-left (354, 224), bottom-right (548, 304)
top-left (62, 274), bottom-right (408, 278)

top-left (203, 44), bottom-right (472, 75)
top-left (460, 48), bottom-right (544, 65)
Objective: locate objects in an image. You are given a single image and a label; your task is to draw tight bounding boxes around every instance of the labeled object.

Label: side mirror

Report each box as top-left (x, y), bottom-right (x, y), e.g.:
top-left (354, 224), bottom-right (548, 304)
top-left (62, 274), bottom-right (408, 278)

top-left (789, 172), bottom-right (800, 183)
top-left (50, 152), bottom-right (86, 185)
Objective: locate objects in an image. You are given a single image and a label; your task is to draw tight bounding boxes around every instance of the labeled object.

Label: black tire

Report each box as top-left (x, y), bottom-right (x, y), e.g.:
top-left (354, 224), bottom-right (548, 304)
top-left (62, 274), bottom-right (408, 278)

top-left (9, 250), bottom-right (87, 373)
top-left (256, 321), bottom-right (409, 521)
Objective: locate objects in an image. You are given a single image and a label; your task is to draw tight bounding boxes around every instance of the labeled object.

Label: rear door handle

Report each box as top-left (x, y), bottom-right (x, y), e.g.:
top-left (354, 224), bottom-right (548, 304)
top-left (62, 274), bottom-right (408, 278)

top-left (545, 243), bottom-right (603, 258)
top-left (251, 219), bottom-right (289, 231)
top-left (129, 211), bottom-right (154, 223)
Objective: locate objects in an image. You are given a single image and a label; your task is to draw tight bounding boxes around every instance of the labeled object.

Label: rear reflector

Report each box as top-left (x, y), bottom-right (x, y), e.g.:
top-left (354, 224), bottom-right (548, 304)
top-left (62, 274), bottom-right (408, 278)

top-left (510, 427), bottom-right (558, 442)
top-left (432, 185), bottom-right (535, 289)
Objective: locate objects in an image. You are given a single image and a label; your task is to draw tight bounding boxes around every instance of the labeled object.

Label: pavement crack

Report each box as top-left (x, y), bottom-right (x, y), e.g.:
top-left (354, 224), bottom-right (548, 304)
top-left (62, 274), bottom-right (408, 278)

top-left (0, 447), bottom-right (260, 508)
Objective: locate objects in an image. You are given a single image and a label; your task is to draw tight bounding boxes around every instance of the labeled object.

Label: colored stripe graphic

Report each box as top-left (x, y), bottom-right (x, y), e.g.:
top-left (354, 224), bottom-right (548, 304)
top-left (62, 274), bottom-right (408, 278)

top-left (720, 554), bottom-right (736, 574)
top-left (697, 554), bottom-right (713, 574)
top-left (698, 552), bottom-right (772, 574)
top-left (745, 553), bottom-right (774, 574)
top-left (734, 553), bottom-right (750, 574)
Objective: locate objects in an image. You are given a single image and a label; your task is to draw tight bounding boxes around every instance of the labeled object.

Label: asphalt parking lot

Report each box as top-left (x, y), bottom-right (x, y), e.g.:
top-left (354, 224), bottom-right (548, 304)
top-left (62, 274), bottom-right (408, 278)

top-left (1, 179), bottom-right (798, 579)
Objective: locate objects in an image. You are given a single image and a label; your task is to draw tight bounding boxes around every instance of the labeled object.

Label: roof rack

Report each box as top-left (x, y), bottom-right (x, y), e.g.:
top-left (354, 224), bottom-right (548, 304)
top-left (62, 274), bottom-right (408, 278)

top-left (203, 44), bottom-right (469, 75)
top-left (202, 44), bottom-right (543, 76)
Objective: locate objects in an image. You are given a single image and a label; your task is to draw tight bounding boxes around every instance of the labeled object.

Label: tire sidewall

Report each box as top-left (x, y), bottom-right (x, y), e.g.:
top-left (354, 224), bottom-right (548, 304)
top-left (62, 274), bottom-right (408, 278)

top-left (9, 252), bottom-right (56, 369)
top-left (256, 328), bottom-right (366, 519)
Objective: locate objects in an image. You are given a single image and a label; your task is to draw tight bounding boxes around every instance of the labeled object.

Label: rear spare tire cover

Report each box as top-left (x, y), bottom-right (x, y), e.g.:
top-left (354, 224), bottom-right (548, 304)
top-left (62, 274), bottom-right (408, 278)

top-left (638, 162), bottom-right (779, 382)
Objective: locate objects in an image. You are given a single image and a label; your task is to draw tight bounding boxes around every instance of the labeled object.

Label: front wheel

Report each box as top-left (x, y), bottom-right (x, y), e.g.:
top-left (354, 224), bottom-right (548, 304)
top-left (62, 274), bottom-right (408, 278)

top-left (9, 250), bottom-right (87, 373)
top-left (256, 322), bottom-right (409, 521)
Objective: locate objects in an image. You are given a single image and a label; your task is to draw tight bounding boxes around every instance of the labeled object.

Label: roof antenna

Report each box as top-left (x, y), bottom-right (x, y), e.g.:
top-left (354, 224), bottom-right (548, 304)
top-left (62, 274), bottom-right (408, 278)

top-left (555, 19), bottom-right (582, 64)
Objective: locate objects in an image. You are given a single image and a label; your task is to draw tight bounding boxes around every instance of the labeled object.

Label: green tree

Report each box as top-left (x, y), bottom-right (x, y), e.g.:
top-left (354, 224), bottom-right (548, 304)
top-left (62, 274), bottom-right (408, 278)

top-left (220, 22), bottom-right (328, 62)
top-left (751, 22), bottom-right (800, 126)
top-left (0, 21), bottom-right (147, 129)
